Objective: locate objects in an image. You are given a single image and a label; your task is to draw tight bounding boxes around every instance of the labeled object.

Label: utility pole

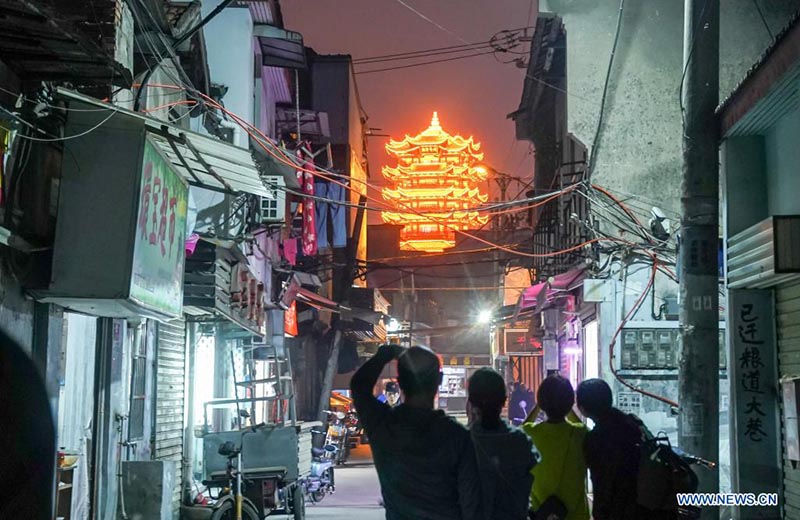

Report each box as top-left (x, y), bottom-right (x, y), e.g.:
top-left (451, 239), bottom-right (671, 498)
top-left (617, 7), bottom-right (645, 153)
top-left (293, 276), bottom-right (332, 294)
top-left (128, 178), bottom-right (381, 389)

top-left (678, 0), bottom-right (720, 512)
top-left (317, 195), bottom-right (367, 422)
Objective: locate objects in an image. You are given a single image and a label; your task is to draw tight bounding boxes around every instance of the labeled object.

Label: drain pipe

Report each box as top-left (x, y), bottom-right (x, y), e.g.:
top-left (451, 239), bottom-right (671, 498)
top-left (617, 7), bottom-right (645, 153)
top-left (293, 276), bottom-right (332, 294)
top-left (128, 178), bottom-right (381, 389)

top-left (182, 324), bottom-right (198, 505)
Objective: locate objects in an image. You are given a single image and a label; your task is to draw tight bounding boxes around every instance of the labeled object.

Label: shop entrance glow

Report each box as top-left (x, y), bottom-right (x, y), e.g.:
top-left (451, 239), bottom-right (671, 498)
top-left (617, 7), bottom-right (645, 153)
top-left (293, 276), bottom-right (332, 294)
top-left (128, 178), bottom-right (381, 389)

top-left (381, 112), bottom-right (489, 252)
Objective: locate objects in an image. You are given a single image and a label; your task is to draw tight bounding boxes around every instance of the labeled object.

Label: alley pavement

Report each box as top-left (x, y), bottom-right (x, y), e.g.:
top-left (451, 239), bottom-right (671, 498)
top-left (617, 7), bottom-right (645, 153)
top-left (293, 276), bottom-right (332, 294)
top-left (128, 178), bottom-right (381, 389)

top-left (305, 444), bottom-right (384, 520)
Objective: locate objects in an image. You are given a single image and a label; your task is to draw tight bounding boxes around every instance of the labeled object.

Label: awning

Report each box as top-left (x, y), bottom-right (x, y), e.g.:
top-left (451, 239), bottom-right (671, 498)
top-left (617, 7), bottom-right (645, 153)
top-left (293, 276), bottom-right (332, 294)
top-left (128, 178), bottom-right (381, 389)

top-left (515, 268), bottom-right (586, 318)
top-left (55, 88), bottom-right (272, 198)
top-left (296, 287), bottom-right (349, 313)
top-left (253, 24), bottom-right (307, 70)
top-left (250, 136), bottom-right (301, 190)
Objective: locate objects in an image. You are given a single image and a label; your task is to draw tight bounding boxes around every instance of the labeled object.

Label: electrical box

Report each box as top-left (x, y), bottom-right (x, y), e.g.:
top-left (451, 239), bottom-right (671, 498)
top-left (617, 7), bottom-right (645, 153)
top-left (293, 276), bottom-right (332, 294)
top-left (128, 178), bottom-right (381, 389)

top-left (622, 331), bottom-right (638, 368)
top-left (658, 330), bottom-right (673, 367)
top-left (782, 378), bottom-right (800, 461)
top-left (120, 461), bottom-right (174, 520)
top-left (260, 175), bottom-right (287, 223)
top-left (621, 328), bottom-right (679, 369)
top-left (617, 391), bottom-right (642, 414)
top-left (640, 330), bottom-right (656, 367)
top-left (41, 114), bottom-right (188, 320)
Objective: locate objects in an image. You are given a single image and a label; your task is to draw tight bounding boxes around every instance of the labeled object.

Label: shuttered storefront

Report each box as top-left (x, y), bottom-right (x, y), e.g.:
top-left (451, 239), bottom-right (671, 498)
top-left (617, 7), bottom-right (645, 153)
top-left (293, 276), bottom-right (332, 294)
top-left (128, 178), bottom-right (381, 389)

top-left (777, 281), bottom-right (800, 516)
top-left (154, 319), bottom-right (186, 518)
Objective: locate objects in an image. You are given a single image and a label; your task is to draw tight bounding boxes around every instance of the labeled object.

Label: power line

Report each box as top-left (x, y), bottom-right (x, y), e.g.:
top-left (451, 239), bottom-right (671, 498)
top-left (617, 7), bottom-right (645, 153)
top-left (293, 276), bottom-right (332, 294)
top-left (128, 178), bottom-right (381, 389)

top-left (353, 26), bottom-right (531, 64)
top-left (353, 40), bottom-right (494, 63)
top-left (0, 108), bottom-right (119, 143)
top-left (354, 49), bottom-right (497, 75)
top-left (587, 0), bottom-right (625, 175)
top-left (751, 0), bottom-right (775, 42)
top-left (392, 0), bottom-right (471, 46)
top-left (353, 43), bottom-right (499, 66)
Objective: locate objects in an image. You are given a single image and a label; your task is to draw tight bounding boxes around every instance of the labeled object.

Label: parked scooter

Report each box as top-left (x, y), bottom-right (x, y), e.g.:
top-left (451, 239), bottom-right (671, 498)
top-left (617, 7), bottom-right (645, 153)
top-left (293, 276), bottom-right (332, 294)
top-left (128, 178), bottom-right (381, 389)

top-left (302, 429), bottom-right (337, 503)
top-left (673, 447), bottom-right (715, 519)
top-left (323, 410), bottom-right (349, 464)
top-left (344, 411), bottom-right (362, 449)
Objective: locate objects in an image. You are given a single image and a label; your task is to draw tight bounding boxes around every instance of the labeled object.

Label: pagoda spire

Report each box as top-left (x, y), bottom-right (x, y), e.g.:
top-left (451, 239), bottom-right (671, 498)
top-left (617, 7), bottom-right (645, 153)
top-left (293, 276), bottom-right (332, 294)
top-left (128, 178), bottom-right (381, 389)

top-left (430, 111), bottom-right (440, 129)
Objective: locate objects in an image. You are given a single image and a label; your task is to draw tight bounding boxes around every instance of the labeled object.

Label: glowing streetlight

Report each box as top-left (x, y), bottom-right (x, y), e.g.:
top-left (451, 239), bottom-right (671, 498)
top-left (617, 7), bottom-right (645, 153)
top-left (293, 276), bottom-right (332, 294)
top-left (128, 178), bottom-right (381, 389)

top-left (477, 309), bottom-right (493, 324)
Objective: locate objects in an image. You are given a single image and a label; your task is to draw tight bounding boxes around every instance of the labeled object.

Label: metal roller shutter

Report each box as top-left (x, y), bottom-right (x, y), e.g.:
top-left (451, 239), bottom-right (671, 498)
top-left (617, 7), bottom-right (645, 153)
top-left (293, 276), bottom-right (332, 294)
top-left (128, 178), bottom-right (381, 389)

top-left (777, 281), bottom-right (800, 518)
top-left (154, 319), bottom-right (186, 518)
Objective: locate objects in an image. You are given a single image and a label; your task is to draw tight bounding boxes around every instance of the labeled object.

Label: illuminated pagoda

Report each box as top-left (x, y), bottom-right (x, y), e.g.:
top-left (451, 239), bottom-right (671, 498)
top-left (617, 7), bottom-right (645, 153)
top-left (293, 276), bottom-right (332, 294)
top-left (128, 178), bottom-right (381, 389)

top-left (382, 112), bottom-right (488, 252)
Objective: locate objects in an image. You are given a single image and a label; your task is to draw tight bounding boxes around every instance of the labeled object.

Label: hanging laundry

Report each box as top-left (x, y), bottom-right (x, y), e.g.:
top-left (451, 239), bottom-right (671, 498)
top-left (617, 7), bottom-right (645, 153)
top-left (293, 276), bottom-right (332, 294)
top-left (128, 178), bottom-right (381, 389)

top-left (315, 181), bottom-right (348, 250)
top-left (296, 144), bottom-right (317, 256)
top-left (282, 237), bottom-right (298, 266)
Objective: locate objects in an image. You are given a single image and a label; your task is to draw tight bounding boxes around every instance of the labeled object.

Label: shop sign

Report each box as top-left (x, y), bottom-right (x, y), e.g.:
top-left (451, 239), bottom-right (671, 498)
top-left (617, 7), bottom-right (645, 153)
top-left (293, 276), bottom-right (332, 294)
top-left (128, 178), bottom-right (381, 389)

top-left (231, 263), bottom-right (266, 335)
top-left (446, 356), bottom-right (490, 367)
top-left (439, 367), bottom-right (466, 397)
top-left (285, 301), bottom-right (298, 336)
top-left (504, 328), bottom-right (544, 356)
top-left (730, 289), bottom-right (780, 508)
top-left (130, 138), bottom-right (188, 317)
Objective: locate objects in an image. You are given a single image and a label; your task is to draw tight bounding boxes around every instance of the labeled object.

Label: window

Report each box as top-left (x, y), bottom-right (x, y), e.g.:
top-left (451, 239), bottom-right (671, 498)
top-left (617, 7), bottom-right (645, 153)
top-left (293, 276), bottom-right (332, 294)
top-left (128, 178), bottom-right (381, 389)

top-left (128, 330), bottom-right (147, 440)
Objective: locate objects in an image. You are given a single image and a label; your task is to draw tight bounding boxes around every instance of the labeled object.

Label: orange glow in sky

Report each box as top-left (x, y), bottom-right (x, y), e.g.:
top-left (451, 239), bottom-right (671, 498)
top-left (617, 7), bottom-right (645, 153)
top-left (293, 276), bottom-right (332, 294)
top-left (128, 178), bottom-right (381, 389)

top-left (381, 112), bottom-right (488, 252)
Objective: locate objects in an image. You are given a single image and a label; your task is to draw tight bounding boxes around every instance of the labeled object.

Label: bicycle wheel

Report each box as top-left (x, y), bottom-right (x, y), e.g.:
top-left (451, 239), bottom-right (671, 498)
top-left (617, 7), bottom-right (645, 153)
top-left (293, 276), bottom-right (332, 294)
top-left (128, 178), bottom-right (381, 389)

top-left (210, 499), bottom-right (260, 520)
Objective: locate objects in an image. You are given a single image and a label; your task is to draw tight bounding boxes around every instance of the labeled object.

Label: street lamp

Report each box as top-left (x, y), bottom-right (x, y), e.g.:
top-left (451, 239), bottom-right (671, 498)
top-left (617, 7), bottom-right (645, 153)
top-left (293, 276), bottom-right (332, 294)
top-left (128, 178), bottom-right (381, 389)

top-left (478, 309), bottom-right (493, 324)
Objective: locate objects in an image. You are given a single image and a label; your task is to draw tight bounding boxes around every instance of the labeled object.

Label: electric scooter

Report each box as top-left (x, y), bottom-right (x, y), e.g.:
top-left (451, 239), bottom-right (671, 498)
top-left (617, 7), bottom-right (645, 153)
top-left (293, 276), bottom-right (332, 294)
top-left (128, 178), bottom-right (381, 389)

top-left (302, 429), bottom-right (337, 503)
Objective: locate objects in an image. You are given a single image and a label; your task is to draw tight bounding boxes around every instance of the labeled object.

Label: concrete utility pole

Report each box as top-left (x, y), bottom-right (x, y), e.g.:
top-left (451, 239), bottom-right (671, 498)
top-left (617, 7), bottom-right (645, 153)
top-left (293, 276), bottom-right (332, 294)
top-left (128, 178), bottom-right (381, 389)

top-left (317, 195), bottom-right (367, 423)
top-left (678, 0), bottom-right (720, 511)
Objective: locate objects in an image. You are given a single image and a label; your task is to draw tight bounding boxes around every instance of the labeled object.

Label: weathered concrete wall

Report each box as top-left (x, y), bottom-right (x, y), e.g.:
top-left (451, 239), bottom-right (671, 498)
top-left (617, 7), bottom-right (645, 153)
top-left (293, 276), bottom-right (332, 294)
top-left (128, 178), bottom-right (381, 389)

top-left (541, 0), bottom-right (798, 215)
top-left (0, 263), bottom-right (35, 354)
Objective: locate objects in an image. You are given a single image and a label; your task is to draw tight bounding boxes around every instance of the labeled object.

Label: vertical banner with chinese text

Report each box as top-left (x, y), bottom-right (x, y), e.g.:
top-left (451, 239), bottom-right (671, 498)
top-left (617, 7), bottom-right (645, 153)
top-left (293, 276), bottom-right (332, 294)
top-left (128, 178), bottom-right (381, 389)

top-left (130, 138), bottom-right (188, 317)
top-left (729, 289), bottom-right (780, 518)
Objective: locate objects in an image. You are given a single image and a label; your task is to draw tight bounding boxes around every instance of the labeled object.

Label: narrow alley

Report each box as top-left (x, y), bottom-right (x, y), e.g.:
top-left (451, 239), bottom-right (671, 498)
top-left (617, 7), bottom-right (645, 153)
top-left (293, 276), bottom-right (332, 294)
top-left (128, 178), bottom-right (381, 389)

top-left (306, 446), bottom-right (383, 520)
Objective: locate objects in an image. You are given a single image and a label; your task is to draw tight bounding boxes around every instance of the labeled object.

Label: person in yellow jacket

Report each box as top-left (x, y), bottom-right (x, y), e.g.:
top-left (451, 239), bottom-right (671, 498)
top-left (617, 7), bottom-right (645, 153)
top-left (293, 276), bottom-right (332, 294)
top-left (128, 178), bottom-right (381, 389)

top-left (521, 375), bottom-right (589, 520)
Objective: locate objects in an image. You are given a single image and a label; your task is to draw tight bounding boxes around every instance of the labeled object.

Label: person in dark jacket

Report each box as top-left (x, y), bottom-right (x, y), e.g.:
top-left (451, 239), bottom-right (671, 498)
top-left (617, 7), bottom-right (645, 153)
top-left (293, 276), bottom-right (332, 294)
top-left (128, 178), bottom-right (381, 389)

top-left (467, 368), bottom-right (539, 520)
top-left (576, 378), bottom-right (644, 520)
top-left (0, 330), bottom-right (56, 520)
top-left (351, 344), bottom-right (482, 520)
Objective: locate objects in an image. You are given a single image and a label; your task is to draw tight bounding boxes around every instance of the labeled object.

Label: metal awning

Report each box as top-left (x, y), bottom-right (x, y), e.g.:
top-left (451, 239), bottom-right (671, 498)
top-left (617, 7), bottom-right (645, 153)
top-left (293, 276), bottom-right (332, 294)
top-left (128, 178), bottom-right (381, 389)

top-left (55, 88), bottom-right (272, 198)
top-left (296, 287), bottom-right (349, 313)
top-left (253, 24), bottom-right (307, 70)
top-left (250, 136), bottom-right (301, 190)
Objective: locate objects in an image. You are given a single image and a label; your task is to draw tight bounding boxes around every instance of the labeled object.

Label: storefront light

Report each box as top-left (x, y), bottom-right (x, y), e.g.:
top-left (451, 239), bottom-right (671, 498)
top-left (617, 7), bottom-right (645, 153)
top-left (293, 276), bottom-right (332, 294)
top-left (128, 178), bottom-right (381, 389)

top-left (563, 339), bottom-right (582, 356)
top-left (387, 318), bottom-right (400, 332)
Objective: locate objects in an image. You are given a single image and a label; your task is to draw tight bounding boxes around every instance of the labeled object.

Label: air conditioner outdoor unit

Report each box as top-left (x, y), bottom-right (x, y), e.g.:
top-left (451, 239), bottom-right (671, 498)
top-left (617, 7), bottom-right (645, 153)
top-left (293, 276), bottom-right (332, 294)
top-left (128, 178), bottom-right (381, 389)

top-left (727, 215), bottom-right (800, 289)
top-left (260, 175), bottom-right (286, 223)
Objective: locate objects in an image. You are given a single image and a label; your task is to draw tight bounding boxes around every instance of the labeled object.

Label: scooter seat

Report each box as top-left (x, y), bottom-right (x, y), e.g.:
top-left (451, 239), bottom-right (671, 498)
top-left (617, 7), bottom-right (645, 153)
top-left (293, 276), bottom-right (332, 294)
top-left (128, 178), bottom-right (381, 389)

top-left (312, 447), bottom-right (326, 457)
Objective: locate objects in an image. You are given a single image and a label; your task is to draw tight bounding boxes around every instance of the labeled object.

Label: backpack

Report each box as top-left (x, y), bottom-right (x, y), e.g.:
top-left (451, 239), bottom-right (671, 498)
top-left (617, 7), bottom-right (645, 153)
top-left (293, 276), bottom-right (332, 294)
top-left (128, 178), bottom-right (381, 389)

top-left (628, 414), bottom-right (697, 511)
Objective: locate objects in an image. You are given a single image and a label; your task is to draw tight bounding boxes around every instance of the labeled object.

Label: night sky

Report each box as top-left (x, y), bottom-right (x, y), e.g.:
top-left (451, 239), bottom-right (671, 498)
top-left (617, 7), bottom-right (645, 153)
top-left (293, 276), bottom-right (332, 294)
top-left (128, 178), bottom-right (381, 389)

top-left (281, 0), bottom-right (537, 215)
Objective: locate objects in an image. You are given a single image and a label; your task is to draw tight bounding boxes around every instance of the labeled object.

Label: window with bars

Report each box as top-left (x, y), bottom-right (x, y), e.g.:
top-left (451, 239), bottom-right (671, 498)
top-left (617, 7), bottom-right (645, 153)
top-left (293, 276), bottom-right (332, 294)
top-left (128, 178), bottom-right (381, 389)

top-left (129, 331), bottom-right (148, 441)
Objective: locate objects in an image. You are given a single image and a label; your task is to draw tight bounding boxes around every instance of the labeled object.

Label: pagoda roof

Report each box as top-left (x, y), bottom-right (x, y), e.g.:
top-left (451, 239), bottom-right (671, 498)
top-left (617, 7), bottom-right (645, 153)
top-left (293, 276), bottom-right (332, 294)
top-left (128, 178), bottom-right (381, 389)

top-left (382, 186), bottom-right (488, 203)
top-left (382, 162), bottom-right (489, 182)
top-left (386, 112), bottom-right (484, 158)
top-left (381, 211), bottom-right (488, 226)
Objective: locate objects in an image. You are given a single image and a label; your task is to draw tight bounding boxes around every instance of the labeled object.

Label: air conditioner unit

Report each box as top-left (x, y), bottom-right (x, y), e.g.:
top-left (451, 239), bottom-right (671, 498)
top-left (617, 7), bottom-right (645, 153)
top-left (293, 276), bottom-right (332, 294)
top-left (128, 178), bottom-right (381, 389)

top-left (260, 175), bottom-right (286, 223)
top-left (727, 216), bottom-right (800, 289)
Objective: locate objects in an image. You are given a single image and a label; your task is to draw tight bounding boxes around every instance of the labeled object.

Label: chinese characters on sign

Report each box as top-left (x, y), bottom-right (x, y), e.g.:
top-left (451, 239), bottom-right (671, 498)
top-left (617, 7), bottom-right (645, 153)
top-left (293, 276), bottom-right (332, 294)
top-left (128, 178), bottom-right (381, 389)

top-left (738, 303), bottom-right (767, 442)
top-left (296, 144), bottom-right (317, 257)
top-left (730, 290), bottom-right (780, 505)
top-left (130, 139), bottom-right (188, 317)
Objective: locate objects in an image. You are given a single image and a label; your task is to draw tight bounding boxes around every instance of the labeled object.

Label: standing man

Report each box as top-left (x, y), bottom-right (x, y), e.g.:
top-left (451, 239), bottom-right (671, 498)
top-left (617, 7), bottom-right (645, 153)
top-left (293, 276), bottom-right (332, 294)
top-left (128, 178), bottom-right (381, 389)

top-left (351, 344), bottom-right (482, 520)
top-left (377, 381), bottom-right (402, 407)
top-left (576, 378), bottom-right (647, 520)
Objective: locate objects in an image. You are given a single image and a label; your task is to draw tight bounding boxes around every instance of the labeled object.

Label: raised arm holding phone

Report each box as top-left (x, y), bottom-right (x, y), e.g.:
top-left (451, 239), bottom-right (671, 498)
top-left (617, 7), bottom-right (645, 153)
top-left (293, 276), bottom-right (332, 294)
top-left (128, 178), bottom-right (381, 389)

top-left (351, 344), bottom-right (483, 520)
